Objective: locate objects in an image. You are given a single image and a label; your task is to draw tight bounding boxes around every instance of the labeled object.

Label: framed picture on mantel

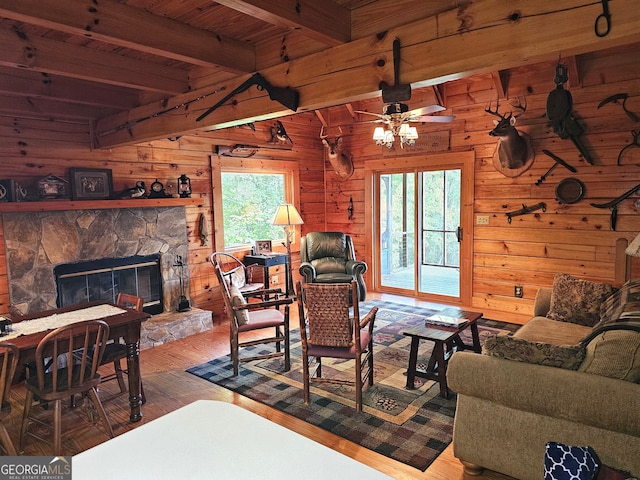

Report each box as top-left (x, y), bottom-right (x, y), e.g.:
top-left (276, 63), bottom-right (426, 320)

top-left (70, 168), bottom-right (113, 200)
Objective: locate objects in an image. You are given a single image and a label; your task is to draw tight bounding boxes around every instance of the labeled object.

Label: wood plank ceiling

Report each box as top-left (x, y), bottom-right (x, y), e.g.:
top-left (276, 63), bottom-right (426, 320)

top-left (0, 0), bottom-right (639, 148)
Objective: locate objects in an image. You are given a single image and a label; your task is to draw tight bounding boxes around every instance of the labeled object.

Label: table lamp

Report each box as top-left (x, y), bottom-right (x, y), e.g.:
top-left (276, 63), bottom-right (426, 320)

top-left (271, 204), bottom-right (303, 295)
top-left (625, 232), bottom-right (640, 281)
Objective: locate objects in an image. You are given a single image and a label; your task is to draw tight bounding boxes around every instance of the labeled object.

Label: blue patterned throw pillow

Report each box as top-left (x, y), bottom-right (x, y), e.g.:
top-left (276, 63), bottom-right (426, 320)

top-left (544, 442), bottom-right (600, 480)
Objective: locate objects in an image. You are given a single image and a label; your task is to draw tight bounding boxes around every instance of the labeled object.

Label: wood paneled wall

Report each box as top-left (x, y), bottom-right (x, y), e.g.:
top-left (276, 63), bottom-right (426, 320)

top-left (1, 45), bottom-right (639, 324)
top-left (0, 114), bottom-right (325, 320)
top-left (320, 46), bottom-right (640, 323)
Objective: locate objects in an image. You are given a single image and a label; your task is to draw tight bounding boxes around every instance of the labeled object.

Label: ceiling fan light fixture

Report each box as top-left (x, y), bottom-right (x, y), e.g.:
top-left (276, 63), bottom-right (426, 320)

top-left (373, 123), bottom-right (417, 149)
top-left (373, 127), bottom-right (386, 141)
top-left (373, 127), bottom-right (396, 149)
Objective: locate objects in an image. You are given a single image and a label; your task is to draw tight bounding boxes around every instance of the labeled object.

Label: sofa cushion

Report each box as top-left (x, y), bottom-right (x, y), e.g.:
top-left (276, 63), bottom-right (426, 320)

top-left (598, 278), bottom-right (640, 325)
top-left (578, 329), bottom-right (640, 383)
top-left (544, 442), bottom-right (599, 480)
top-left (547, 273), bottom-right (616, 327)
top-left (515, 317), bottom-right (592, 345)
top-left (483, 334), bottom-right (585, 370)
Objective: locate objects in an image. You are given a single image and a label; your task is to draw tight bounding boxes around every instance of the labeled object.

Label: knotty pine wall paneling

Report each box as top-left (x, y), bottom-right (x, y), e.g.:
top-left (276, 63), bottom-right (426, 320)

top-left (2, 45), bottom-right (640, 324)
top-left (320, 46), bottom-right (640, 323)
top-left (0, 114), bottom-right (325, 320)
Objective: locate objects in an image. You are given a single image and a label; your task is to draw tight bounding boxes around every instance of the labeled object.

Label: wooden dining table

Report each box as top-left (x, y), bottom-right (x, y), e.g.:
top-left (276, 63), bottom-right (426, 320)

top-left (5, 301), bottom-right (150, 422)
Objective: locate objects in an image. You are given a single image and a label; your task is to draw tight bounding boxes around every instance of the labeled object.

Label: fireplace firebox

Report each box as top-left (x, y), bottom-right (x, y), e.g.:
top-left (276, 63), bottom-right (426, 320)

top-left (54, 254), bottom-right (162, 314)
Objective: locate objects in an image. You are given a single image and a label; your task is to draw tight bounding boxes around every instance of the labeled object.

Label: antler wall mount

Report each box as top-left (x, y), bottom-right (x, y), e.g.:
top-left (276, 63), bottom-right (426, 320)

top-left (485, 97), bottom-right (535, 177)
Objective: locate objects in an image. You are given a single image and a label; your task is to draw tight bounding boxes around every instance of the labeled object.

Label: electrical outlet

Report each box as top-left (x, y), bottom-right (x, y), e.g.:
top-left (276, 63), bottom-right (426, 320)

top-left (477, 215), bottom-right (490, 225)
top-left (271, 275), bottom-right (279, 285)
top-left (514, 285), bottom-right (523, 298)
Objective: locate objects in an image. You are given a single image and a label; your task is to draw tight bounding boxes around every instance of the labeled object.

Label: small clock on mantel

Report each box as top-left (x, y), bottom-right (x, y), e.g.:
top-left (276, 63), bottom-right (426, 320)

top-left (149, 179), bottom-right (170, 198)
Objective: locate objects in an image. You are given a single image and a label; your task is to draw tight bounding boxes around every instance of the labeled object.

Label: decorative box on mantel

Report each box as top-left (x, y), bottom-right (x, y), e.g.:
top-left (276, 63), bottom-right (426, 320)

top-left (38, 174), bottom-right (69, 200)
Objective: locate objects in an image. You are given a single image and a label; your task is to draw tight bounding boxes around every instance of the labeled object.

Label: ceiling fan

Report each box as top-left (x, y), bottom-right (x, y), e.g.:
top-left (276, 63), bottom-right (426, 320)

top-left (355, 38), bottom-right (454, 147)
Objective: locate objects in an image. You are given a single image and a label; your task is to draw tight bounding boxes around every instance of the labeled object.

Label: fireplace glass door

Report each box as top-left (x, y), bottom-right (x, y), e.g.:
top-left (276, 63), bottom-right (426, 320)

top-left (55, 255), bottom-right (162, 314)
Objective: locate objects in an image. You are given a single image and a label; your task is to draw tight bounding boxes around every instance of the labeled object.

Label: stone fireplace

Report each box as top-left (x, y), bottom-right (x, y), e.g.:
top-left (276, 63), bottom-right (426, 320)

top-left (2, 206), bottom-right (189, 315)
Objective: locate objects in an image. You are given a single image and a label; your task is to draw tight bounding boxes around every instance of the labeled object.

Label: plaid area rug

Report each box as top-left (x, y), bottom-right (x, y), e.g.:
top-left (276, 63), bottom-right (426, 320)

top-left (187, 300), bottom-right (518, 471)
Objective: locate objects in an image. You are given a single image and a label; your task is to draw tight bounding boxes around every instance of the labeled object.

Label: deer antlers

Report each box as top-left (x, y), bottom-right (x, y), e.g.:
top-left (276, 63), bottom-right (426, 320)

top-left (485, 97), bottom-right (527, 120)
top-left (320, 126), bottom-right (353, 180)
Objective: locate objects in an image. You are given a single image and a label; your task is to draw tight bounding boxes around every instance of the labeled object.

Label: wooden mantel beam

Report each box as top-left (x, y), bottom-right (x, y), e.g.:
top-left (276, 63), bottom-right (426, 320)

top-left (0, 0), bottom-right (255, 74)
top-left (94, 0), bottom-right (640, 148)
top-left (215, 0), bottom-right (351, 46)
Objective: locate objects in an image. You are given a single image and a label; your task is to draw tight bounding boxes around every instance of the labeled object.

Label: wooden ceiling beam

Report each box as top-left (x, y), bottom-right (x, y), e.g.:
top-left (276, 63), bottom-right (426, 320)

top-left (564, 55), bottom-right (582, 88)
top-left (94, 0), bottom-right (640, 148)
top-left (0, 26), bottom-right (188, 94)
top-left (0, 67), bottom-right (139, 110)
top-left (215, 0), bottom-right (351, 46)
top-left (489, 70), bottom-right (509, 99)
top-left (0, 0), bottom-right (255, 74)
top-left (0, 94), bottom-right (116, 120)
top-left (314, 110), bottom-right (328, 127)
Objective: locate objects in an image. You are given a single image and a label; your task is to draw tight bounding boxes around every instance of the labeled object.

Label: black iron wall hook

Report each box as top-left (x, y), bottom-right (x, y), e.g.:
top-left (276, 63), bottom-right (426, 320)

top-left (590, 183), bottom-right (640, 230)
top-left (505, 202), bottom-right (546, 223)
top-left (598, 93), bottom-right (639, 122)
top-left (617, 130), bottom-right (640, 165)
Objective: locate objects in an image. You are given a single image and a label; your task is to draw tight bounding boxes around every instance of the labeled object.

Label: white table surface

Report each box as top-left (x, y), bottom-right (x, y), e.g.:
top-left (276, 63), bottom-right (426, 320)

top-left (73, 399), bottom-right (392, 479)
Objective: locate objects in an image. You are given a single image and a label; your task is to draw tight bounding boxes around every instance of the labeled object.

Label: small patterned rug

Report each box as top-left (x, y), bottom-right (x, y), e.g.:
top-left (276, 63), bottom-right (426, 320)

top-left (187, 300), bottom-right (518, 471)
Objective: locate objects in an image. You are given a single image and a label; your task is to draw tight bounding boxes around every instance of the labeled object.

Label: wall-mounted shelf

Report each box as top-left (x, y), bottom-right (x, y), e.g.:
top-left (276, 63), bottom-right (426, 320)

top-left (0, 197), bottom-right (203, 213)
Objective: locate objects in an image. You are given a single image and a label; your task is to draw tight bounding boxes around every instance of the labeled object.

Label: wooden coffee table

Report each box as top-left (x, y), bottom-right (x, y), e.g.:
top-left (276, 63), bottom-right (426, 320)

top-left (403, 309), bottom-right (483, 398)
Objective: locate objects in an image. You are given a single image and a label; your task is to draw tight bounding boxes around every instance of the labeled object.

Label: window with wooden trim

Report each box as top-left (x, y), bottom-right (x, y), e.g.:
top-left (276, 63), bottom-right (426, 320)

top-left (211, 157), bottom-right (300, 251)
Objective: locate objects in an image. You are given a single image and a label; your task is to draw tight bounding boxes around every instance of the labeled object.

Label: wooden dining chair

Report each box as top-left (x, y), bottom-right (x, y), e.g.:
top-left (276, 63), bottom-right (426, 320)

top-left (97, 293), bottom-right (145, 402)
top-left (19, 319), bottom-right (114, 455)
top-left (296, 280), bottom-right (378, 411)
top-left (0, 342), bottom-right (19, 455)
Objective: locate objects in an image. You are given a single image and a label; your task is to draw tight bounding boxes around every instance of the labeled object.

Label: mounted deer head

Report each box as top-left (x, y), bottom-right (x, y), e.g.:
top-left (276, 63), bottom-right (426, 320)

top-left (485, 97), bottom-right (535, 175)
top-left (320, 126), bottom-right (354, 180)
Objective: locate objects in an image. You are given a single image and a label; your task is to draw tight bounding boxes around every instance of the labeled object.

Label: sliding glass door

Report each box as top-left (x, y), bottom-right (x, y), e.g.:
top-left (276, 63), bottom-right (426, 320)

top-left (419, 169), bottom-right (460, 297)
top-left (380, 172), bottom-right (416, 290)
top-left (373, 153), bottom-right (472, 303)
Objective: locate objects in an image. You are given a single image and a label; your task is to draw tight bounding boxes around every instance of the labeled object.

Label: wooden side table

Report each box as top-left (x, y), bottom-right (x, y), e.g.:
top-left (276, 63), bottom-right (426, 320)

top-left (403, 310), bottom-right (482, 398)
top-left (243, 253), bottom-right (289, 294)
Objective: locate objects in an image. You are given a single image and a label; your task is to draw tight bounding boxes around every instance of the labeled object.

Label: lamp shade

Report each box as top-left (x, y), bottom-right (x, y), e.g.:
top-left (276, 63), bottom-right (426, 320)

top-left (626, 232), bottom-right (640, 257)
top-left (271, 204), bottom-right (304, 226)
top-left (372, 127), bottom-right (386, 141)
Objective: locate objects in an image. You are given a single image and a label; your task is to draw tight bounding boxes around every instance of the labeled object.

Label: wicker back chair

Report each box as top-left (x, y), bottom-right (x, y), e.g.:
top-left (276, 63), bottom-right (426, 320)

top-left (0, 342), bottom-right (19, 455)
top-left (212, 254), bottom-right (293, 376)
top-left (296, 280), bottom-right (378, 411)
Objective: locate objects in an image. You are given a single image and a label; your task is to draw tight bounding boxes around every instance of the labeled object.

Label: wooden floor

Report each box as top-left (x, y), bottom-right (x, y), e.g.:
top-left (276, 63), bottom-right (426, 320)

top-left (2, 293), bottom-right (513, 480)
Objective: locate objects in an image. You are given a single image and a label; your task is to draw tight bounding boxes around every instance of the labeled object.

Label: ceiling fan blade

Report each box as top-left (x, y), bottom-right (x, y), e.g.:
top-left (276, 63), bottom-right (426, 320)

top-left (359, 119), bottom-right (388, 124)
top-left (407, 105), bottom-right (446, 116)
top-left (355, 110), bottom-right (386, 119)
top-left (411, 115), bottom-right (456, 123)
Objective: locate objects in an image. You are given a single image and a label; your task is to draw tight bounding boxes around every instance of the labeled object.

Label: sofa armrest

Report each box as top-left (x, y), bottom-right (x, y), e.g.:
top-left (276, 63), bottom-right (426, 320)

top-left (534, 287), bottom-right (552, 317)
top-left (448, 351), bottom-right (640, 437)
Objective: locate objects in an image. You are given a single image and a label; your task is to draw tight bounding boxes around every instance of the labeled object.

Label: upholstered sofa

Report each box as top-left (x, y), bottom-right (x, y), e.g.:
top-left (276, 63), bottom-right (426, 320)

top-left (299, 232), bottom-right (367, 301)
top-left (448, 275), bottom-right (640, 480)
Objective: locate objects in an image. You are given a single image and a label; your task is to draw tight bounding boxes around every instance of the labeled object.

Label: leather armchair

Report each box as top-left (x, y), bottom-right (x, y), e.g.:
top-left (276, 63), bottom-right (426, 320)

top-left (299, 232), bottom-right (367, 301)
